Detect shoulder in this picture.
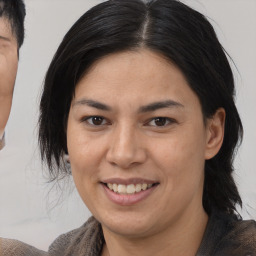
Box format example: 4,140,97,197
198,210,256,256
208,211,256,256
228,218,256,239
0,237,47,256
48,216,104,256
216,218,256,255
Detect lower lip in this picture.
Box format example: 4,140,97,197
102,184,158,206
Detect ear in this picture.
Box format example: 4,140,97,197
205,108,225,160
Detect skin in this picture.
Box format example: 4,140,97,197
67,49,225,256
0,17,18,140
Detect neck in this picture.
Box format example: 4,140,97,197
101,207,208,256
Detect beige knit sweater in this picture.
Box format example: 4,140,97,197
1,212,256,256
0,217,103,256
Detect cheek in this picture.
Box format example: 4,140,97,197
68,123,96,162
68,140,97,177
67,125,90,177
153,126,206,187
0,56,18,85
67,125,105,187
68,135,99,206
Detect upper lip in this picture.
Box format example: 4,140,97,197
101,178,159,185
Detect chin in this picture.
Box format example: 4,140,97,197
97,211,158,238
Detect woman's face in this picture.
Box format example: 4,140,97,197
67,49,221,239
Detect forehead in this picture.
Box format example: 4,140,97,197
78,50,186,90
74,50,200,109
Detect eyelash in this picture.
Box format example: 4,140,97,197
81,116,109,126
81,116,176,127
146,117,176,127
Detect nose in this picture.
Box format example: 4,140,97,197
106,125,147,169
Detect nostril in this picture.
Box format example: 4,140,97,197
106,145,147,169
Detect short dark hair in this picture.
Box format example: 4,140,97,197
0,0,26,48
39,0,243,215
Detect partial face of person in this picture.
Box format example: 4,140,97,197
67,49,224,239
0,17,18,97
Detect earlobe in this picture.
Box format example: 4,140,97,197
205,108,225,160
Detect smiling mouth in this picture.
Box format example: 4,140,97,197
102,183,159,195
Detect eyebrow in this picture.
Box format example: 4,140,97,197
72,99,111,111
73,98,184,112
139,100,184,113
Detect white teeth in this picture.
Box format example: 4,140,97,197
118,184,126,194
142,183,147,190
113,184,118,192
135,184,142,193
126,184,135,194
106,183,154,194
107,183,113,190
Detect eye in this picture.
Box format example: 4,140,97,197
83,116,108,126
147,117,175,127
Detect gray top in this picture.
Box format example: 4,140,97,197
1,210,256,255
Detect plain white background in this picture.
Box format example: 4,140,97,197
0,0,255,251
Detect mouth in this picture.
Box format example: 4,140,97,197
102,182,158,195
101,178,159,205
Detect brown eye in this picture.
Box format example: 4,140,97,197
86,116,107,126
155,117,167,126
154,117,167,126
147,117,174,127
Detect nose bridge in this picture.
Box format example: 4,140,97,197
106,121,145,168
